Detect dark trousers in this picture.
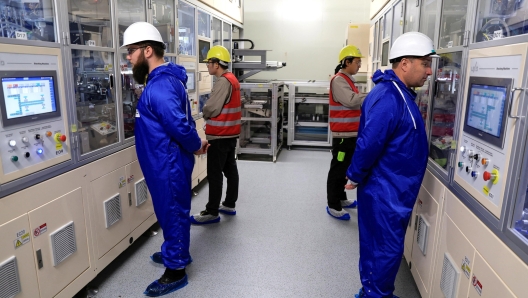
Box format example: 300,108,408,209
327,137,357,210
206,138,239,215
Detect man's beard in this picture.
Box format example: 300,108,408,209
132,51,149,85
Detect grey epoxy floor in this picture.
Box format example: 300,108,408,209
77,149,421,298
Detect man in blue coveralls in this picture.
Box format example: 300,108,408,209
345,32,439,298
122,22,208,297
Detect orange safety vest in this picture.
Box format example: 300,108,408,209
329,73,361,132
205,72,241,136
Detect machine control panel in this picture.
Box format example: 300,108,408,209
455,73,516,218
0,48,71,184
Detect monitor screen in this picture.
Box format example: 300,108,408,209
187,72,195,91
0,71,61,127
466,84,507,138
463,76,512,149
199,39,211,63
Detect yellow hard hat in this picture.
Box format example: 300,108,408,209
204,45,231,63
338,45,364,62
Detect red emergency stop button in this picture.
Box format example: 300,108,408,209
483,169,499,184
54,133,67,142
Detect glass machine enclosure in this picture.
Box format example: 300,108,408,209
238,82,284,162
178,1,195,56
67,0,120,157
0,0,57,42
286,82,331,147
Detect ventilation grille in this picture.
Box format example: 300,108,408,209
440,253,460,298
416,215,430,256
104,194,122,228
135,178,148,207
0,256,21,298
50,222,77,267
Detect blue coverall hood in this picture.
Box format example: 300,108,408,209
147,62,188,88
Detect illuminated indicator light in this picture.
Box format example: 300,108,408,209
37,148,44,155
46,131,52,137
459,146,465,152
8,140,16,147
11,156,18,162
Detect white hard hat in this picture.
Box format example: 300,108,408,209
121,22,164,48
389,32,440,62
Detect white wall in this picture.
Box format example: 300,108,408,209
243,0,371,81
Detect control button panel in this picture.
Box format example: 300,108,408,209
1,119,69,176
456,135,506,208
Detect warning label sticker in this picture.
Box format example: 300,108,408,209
33,223,48,238
472,275,483,296
14,232,30,249
119,176,126,188
461,256,471,279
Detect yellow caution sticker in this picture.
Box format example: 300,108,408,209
349,25,359,29
483,186,490,196
119,176,126,188
14,232,30,249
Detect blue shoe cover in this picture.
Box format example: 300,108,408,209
143,275,188,297
150,252,193,265
326,207,351,220
354,288,365,298
190,215,220,225
342,200,357,208
354,288,399,298
150,252,163,264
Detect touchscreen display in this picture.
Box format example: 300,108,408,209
466,84,507,138
2,76,57,120
187,72,195,90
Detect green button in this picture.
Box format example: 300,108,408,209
11,156,18,162
458,162,463,167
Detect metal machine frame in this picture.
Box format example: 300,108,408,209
237,82,284,162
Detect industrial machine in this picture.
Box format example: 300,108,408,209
237,82,284,162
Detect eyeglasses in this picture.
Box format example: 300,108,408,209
126,46,147,55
